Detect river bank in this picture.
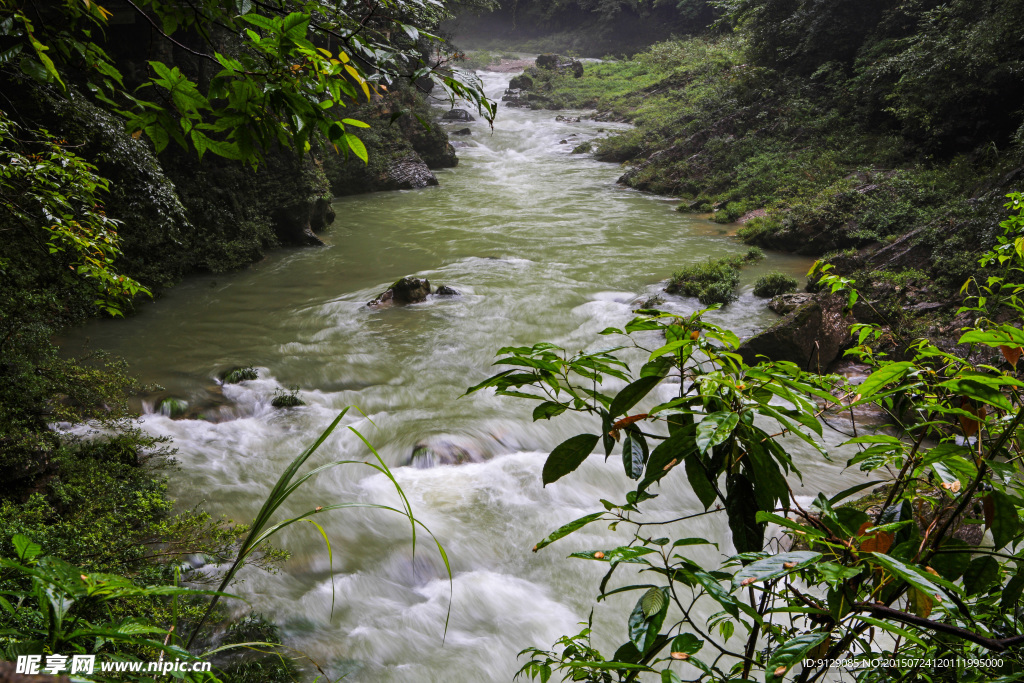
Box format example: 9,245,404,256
506,37,1024,361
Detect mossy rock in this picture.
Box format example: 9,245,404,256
158,397,190,418
222,367,258,384
753,272,799,298
271,393,305,408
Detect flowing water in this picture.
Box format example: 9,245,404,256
61,71,865,681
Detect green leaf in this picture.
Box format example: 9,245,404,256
765,632,829,683
343,132,368,163
989,490,1020,550
628,587,669,653
669,633,703,656
857,361,915,398
1000,570,1024,611
609,376,661,418
533,512,606,552
685,453,718,510
695,411,739,454
731,551,821,591
622,432,646,480
12,535,42,562
341,118,370,128
871,553,950,602
542,434,600,486
532,401,567,421
641,587,666,618
726,474,763,553
827,481,884,506
963,556,999,596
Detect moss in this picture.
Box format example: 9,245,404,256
271,388,305,408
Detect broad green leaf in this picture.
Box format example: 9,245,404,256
765,632,829,683
731,551,821,591
641,587,666,618
695,411,739,454
989,490,1020,550
533,512,606,552
685,453,718,510
542,434,600,486
12,535,42,562
622,432,646,480
669,633,703,656
964,555,1000,596
857,361,914,398
343,132,368,163
609,376,662,418
532,401,567,421
870,553,950,602
726,474,763,553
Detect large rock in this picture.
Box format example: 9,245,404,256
384,156,439,190
739,294,852,371
368,277,431,307
535,54,584,77
442,108,475,122
509,74,534,90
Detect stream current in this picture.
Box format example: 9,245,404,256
62,71,860,681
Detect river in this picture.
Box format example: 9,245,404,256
61,70,857,681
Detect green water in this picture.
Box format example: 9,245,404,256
60,71,857,681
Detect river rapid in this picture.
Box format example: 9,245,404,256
62,71,860,681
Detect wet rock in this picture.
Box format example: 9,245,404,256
222,366,258,384
434,285,460,296
908,301,944,313
442,108,475,122
452,128,472,136
368,277,431,307
768,293,813,315
559,139,568,144
739,294,852,372
555,115,581,123
158,397,190,418
536,54,584,78
571,141,593,154
407,441,481,468
636,295,665,310
508,74,534,90
384,156,439,190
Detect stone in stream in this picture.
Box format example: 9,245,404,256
508,74,533,90
739,293,852,372
383,156,439,190
405,431,522,468
535,54,584,78
442,108,475,122
555,115,581,123
368,276,431,307
434,285,460,296
452,128,472,136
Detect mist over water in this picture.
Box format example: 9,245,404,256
61,71,860,681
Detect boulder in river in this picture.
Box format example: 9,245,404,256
442,108,475,122
555,115,581,123
452,128,472,136
368,277,431,307
384,156,439,190
501,89,531,108
535,54,584,78
739,294,852,372
508,74,534,90
435,285,460,296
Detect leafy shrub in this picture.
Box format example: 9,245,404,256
752,271,798,297
666,256,742,305
222,366,258,384
271,388,305,408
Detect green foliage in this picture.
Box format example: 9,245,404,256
271,388,305,408
752,271,798,297
490,199,1024,682
666,254,759,305
0,0,494,164
221,366,258,384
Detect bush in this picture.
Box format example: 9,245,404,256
753,271,798,297
666,256,742,305
222,366,258,384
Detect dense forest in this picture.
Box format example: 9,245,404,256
1,0,1023,681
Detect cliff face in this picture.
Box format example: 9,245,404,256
1,16,458,292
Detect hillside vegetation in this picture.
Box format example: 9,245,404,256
520,0,1022,321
